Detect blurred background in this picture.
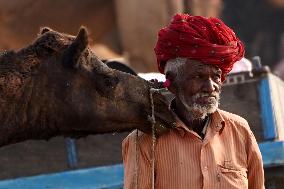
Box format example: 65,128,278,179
0,0,284,76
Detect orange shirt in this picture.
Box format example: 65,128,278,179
122,109,265,189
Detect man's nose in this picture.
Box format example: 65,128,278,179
202,78,217,93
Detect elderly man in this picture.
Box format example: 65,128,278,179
122,14,264,189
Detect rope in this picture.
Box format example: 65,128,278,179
135,88,160,189
135,129,139,189
148,88,160,189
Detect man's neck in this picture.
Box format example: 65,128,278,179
171,98,208,136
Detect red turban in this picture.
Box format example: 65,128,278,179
154,14,245,81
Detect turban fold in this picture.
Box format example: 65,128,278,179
154,14,245,81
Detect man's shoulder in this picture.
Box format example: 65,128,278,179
217,109,250,129
122,130,152,146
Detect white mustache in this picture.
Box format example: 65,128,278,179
192,92,219,100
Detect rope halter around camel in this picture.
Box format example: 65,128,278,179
134,88,161,189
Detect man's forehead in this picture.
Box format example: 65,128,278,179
185,59,222,73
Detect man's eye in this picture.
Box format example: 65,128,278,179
213,75,221,81
193,75,200,79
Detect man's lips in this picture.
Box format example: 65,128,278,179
196,96,217,104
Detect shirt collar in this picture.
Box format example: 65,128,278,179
174,113,212,138
211,109,226,133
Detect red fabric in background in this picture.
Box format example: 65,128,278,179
154,14,245,81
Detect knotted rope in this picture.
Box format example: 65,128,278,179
135,88,160,189
148,88,159,189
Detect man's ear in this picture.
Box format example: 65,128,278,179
165,71,177,94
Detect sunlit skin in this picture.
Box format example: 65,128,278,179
167,59,223,131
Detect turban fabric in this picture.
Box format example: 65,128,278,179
154,14,245,81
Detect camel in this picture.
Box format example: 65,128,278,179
0,27,175,147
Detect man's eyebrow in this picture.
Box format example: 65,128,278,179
195,68,204,74
195,65,206,71
215,69,222,74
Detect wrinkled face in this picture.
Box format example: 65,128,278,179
170,59,222,119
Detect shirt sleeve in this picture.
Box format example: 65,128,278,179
122,130,152,189
247,129,265,189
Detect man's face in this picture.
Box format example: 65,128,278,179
171,59,222,119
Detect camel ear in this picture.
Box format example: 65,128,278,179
75,26,89,49
39,27,52,35
62,26,89,69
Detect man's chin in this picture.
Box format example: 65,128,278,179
181,105,216,120
178,94,219,119
206,106,218,114
189,103,218,118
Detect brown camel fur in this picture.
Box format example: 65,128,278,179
0,27,175,147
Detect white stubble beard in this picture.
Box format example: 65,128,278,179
178,92,220,121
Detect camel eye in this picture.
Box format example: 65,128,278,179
45,47,54,54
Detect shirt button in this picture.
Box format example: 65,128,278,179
204,166,208,171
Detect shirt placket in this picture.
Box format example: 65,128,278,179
200,121,220,189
